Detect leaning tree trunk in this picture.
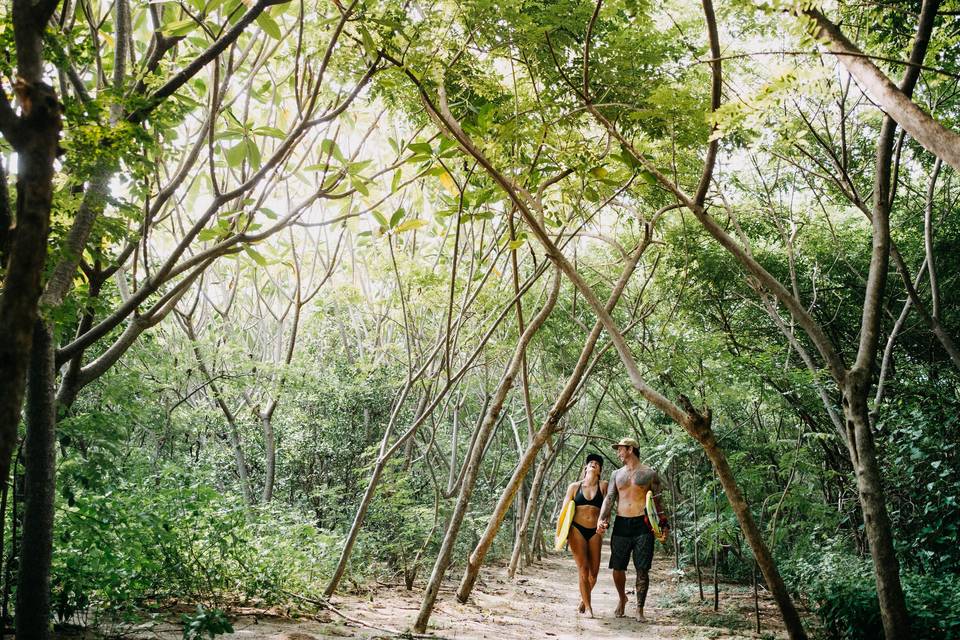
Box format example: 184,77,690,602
16,321,57,640
324,387,436,596
324,260,553,597
456,235,648,600
687,409,805,638
802,6,960,173
508,441,555,577
413,268,560,633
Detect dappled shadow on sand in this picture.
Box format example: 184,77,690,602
109,544,791,639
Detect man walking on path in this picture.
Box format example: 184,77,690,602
596,437,669,622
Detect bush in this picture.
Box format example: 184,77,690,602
789,548,960,639
51,463,341,624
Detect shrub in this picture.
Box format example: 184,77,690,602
789,548,960,639
51,463,340,624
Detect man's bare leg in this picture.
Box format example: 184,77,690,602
635,569,650,622
613,569,628,617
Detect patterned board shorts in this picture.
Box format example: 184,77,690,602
609,515,655,571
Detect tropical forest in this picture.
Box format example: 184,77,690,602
0,0,959,638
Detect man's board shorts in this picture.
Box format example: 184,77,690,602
609,514,654,571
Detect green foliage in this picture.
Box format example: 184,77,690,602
789,548,960,640
181,605,234,640
876,362,960,574
12,0,960,633
355,457,439,583
52,459,342,622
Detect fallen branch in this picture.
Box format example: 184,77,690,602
282,590,449,639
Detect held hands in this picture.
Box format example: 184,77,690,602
597,519,609,536
656,526,670,544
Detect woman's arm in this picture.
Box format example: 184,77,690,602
558,482,577,514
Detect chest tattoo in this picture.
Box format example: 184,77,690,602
634,469,655,486
616,466,656,489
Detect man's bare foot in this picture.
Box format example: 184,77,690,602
635,606,648,623
614,597,628,617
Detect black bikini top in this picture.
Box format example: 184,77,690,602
573,482,604,508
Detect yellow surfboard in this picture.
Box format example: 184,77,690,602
645,490,663,541
554,499,575,551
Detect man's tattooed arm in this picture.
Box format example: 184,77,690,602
651,472,669,530
597,469,619,531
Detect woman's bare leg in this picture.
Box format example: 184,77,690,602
568,527,594,617
587,529,603,594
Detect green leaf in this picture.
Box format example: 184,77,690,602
244,246,268,266
408,142,432,155
197,229,220,241
638,170,657,185
508,235,526,250
358,25,377,59
395,218,427,233
225,142,246,168
350,175,369,197
372,210,388,228
589,166,608,179
245,139,261,169
161,18,197,37
256,12,282,39
253,126,286,139
347,160,373,174
389,207,405,228
321,139,345,163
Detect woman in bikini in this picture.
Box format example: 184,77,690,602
559,453,608,617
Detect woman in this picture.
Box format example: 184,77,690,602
559,453,608,617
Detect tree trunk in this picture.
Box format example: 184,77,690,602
508,442,555,576
691,416,806,638
16,321,57,640
413,268,560,633
325,387,442,596
446,401,459,494
261,413,275,503
843,383,910,637
419,78,808,639
228,417,253,508
457,237,647,600
523,449,558,567
803,6,960,172
713,476,719,612
693,471,704,601
0,81,61,534
185,331,254,507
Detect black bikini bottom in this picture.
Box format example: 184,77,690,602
571,521,597,542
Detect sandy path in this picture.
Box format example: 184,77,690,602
154,545,788,640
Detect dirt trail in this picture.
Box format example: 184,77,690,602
129,546,789,639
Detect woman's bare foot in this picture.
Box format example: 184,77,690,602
578,601,585,614
614,597,628,617
635,605,648,623
585,606,594,618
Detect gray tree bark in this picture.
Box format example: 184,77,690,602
413,268,560,633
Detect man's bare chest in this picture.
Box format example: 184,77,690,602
615,466,655,491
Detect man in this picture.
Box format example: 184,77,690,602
596,437,669,622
